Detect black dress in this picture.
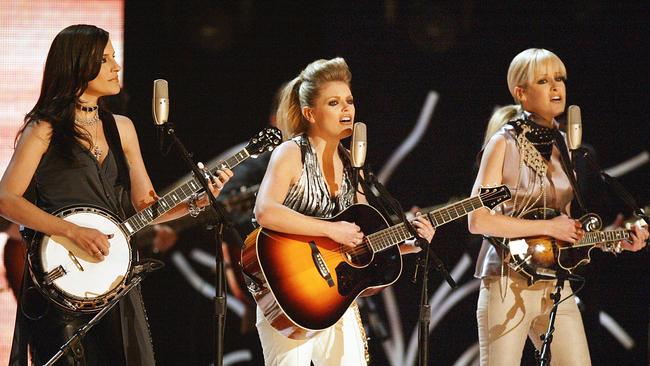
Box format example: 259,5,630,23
10,113,155,366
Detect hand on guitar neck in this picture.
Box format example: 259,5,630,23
602,209,649,252
400,209,436,254
325,211,435,252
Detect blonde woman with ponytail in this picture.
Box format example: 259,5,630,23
253,57,433,365
467,49,647,365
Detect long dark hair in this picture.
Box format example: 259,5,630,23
17,24,109,154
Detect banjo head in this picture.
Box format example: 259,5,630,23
36,206,132,311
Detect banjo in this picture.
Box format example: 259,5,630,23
26,127,282,312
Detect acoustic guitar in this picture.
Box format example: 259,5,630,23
241,185,511,339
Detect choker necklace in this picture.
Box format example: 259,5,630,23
75,105,100,127
508,117,556,160
77,105,98,112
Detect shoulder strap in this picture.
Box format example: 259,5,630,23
292,134,309,164
100,110,131,191
553,129,588,215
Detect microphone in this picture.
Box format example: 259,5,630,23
351,122,367,168
153,79,169,125
566,105,582,151
350,122,366,194
153,79,170,151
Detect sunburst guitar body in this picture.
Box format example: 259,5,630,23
242,185,511,339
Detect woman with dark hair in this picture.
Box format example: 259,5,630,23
0,24,231,365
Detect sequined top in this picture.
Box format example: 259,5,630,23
474,119,574,278
283,134,355,218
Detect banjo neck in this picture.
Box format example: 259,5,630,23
120,148,251,237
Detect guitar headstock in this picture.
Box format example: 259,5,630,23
246,127,282,158
478,185,512,210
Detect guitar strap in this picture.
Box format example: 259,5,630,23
553,129,588,215
100,110,137,219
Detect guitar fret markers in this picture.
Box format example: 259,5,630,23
367,196,485,253
121,148,252,235
579,229,629,246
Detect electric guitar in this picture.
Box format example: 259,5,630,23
241,185,511,339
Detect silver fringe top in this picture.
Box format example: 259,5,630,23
283,135,355,218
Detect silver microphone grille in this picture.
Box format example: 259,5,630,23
152,79,169,125
351,122,367,168
567,105,582,150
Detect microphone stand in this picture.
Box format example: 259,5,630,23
577,148,650,233
415,238,432,366
579,150,650,366
162,122,231,366
535,271,571,366
401,208,457,366
43,260,163,366
359,166,456,366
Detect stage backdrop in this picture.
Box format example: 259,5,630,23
0,2,647,366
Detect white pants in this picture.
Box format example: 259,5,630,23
477,275,592,365
256,306,367,366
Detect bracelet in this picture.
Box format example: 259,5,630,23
187,193,205,218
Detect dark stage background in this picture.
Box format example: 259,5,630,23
119,1,648,365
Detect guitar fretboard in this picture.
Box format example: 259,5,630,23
574,229,630,248
366,196,484,253
120,148,251,235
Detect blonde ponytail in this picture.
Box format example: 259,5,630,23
276,57,352,139
276,76,306,140
482,104,521,149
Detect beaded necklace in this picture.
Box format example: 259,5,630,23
75,105,102,161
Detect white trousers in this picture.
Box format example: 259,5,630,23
256,306,367,366
477,275,592,365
